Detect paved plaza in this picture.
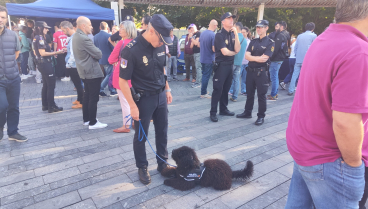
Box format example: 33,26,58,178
1,74,294,209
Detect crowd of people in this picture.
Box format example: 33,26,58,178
1,0,368,207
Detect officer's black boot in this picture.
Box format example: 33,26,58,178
138,166,151,185
48,105,63,113
236,112,252,118
210,115,218,122
42,106,48,111
0,128,3,141
255,117,264,126
219,109,235,116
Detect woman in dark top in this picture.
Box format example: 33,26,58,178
32,21,66,113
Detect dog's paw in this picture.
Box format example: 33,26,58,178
164,179,171,186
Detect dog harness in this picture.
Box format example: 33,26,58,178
179,163,206,182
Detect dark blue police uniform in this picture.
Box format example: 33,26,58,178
237,20,275,125
210,12,238,122
119,14,173,184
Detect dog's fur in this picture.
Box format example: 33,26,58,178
161,146,254,191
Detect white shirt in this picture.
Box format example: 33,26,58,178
289,41,296,59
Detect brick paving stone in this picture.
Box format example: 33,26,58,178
0,77,305,209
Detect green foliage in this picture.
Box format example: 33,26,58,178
3,0,336,36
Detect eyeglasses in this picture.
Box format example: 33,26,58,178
154,29,164,44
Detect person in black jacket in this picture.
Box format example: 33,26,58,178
267,21,290,100
268,22,279,41
33,21,65,113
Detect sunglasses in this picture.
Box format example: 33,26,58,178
154,29,164,44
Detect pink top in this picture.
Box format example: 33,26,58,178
53,30,68,51
108,39,133,90
286,24,368,167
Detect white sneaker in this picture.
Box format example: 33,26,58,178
26,74,35,77
200,94,212,99
20,74,28,80
30,71,37,75
89,121,108,130
61,77,70,81
36,80,42,84
83,121,89,126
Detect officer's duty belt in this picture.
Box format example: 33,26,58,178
248,67,267,72
37,57,52,63
136,87,164,97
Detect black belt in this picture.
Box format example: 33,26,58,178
37,57,52,63
248,67,267,72
136,87,165,97
217,60,234,65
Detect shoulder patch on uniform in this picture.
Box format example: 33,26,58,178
126,39,137,49
120,59,128,68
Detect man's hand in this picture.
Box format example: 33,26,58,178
177,53,181,58
167,53,171,58
166,92,173,104
130,106,140,121
257,55,269,63
230,27,238,34
188,33,193,38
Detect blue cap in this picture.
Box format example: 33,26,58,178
256,20,269,27
221,12,236,21
150,14,174,45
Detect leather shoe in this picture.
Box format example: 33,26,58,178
210,115,218,122
48,105,63,113
255,118,264,126
219,110,235,116
138,167,151,185
236,112,252,118
42,106,48,111
157,163,169,173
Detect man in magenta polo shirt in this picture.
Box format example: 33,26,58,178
285,0,368,208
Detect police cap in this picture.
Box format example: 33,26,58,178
150,14,174,45
256,20,269,27
221,12,236,21
35,21,51,29
124,15,134,22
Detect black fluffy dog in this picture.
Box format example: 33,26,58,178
161,146,254,191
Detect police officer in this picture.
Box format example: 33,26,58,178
33,21,65,113
210,12,240,122
119,14,173,185
236,20,275,125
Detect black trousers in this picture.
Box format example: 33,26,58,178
210,62,233,115
55,54,68,77
69,68,83,104
359,167,368,209
133,91,168,168
244,69,269,118
38,62,56,108
82,78,101,125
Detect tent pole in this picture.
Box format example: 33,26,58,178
8,15,12,31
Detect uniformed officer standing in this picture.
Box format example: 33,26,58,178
236,20,275,125
33,21,65,113
210,12,240,122
119,14,173,185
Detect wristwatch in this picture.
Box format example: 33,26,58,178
165,89,171,92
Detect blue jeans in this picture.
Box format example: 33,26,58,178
229,65,241,100
285,158,365,209
0,76,21,136
201,63,213,95
283,58,295,84
21,51,29,75
269,61,283,97
240,64,247,94
288,63,302,94
100,64,116,93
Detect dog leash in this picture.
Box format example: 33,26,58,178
125,115,177,168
